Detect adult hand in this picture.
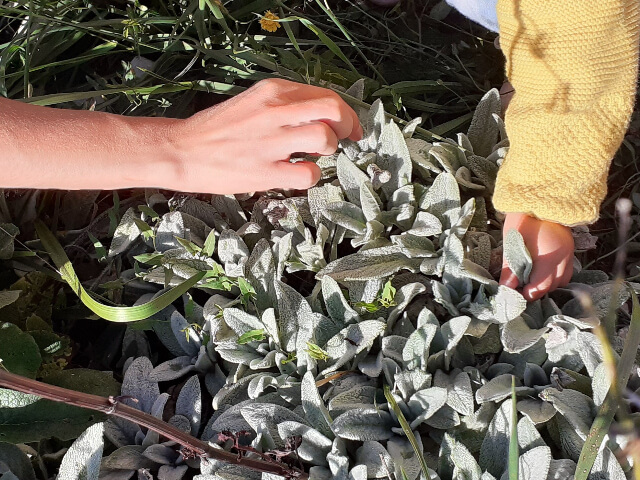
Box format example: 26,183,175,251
165,78,363,194
500,213,574,301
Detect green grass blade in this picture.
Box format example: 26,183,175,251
373,80,460,97
0,42,120,81
311,0,384,83
277,15,359,76
384,384,429,479
575,284,640,480
278,7,307,74
509,375,519,480
21,81,243,106
429,112,474,137
35,220,205,322
202,0,236,42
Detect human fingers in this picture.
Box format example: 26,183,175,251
553,256,574,290
348,119,364,141
499,262,520,289
271,160,322,190
541,257,573,298
251,79,363,141
275,122,340,158
522,267,555,302
285,95,362,141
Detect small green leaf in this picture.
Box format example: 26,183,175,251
0,291,20,310
133,252,163,265
237,329,266,345
201,276,234,291
354,301,379,313
238,277,256,307
138,205,160,220
107,191,120,237
175,236,201,255
306,342,330,361
379,279,397,308
202,229,217,257
281,352,297,365
504,229,533,285
87,233,107,262
238,277,255,296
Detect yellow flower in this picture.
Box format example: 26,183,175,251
259,10,281,33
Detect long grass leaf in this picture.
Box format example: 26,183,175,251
203,0,236,41
311,0,384,83
278,7,307,73
276,15,359,76
384,384,429,479
575,284,640,480
35,220,205,322
21,81,243,106
429,112,474,137
373,80,460,97
509,375,519,480
0,42,120,81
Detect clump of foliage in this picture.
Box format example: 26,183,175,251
2,82,638,480
1,1,640,479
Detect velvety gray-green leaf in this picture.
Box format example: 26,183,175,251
332,408,395,441
301,371,334,439
57,422,105,480
0,442,36,480
503,229,533,285
480,400,514,478
518,446,552,480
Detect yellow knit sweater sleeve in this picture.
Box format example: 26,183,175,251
492,0,640,226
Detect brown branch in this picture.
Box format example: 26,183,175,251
0,370,308,479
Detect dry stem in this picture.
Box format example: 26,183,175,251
0,369,307,479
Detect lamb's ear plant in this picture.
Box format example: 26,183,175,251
2,84,638,479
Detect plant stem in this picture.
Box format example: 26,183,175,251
508,375,519,480
0,369,308,479
574,287,640,480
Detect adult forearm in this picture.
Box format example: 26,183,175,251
0,97,181,190
0,79,362,194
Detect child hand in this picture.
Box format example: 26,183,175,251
500,213,574,301
164,78,363,194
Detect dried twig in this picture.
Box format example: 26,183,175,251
0,369,307,479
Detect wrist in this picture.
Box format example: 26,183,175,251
116,115,186,191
